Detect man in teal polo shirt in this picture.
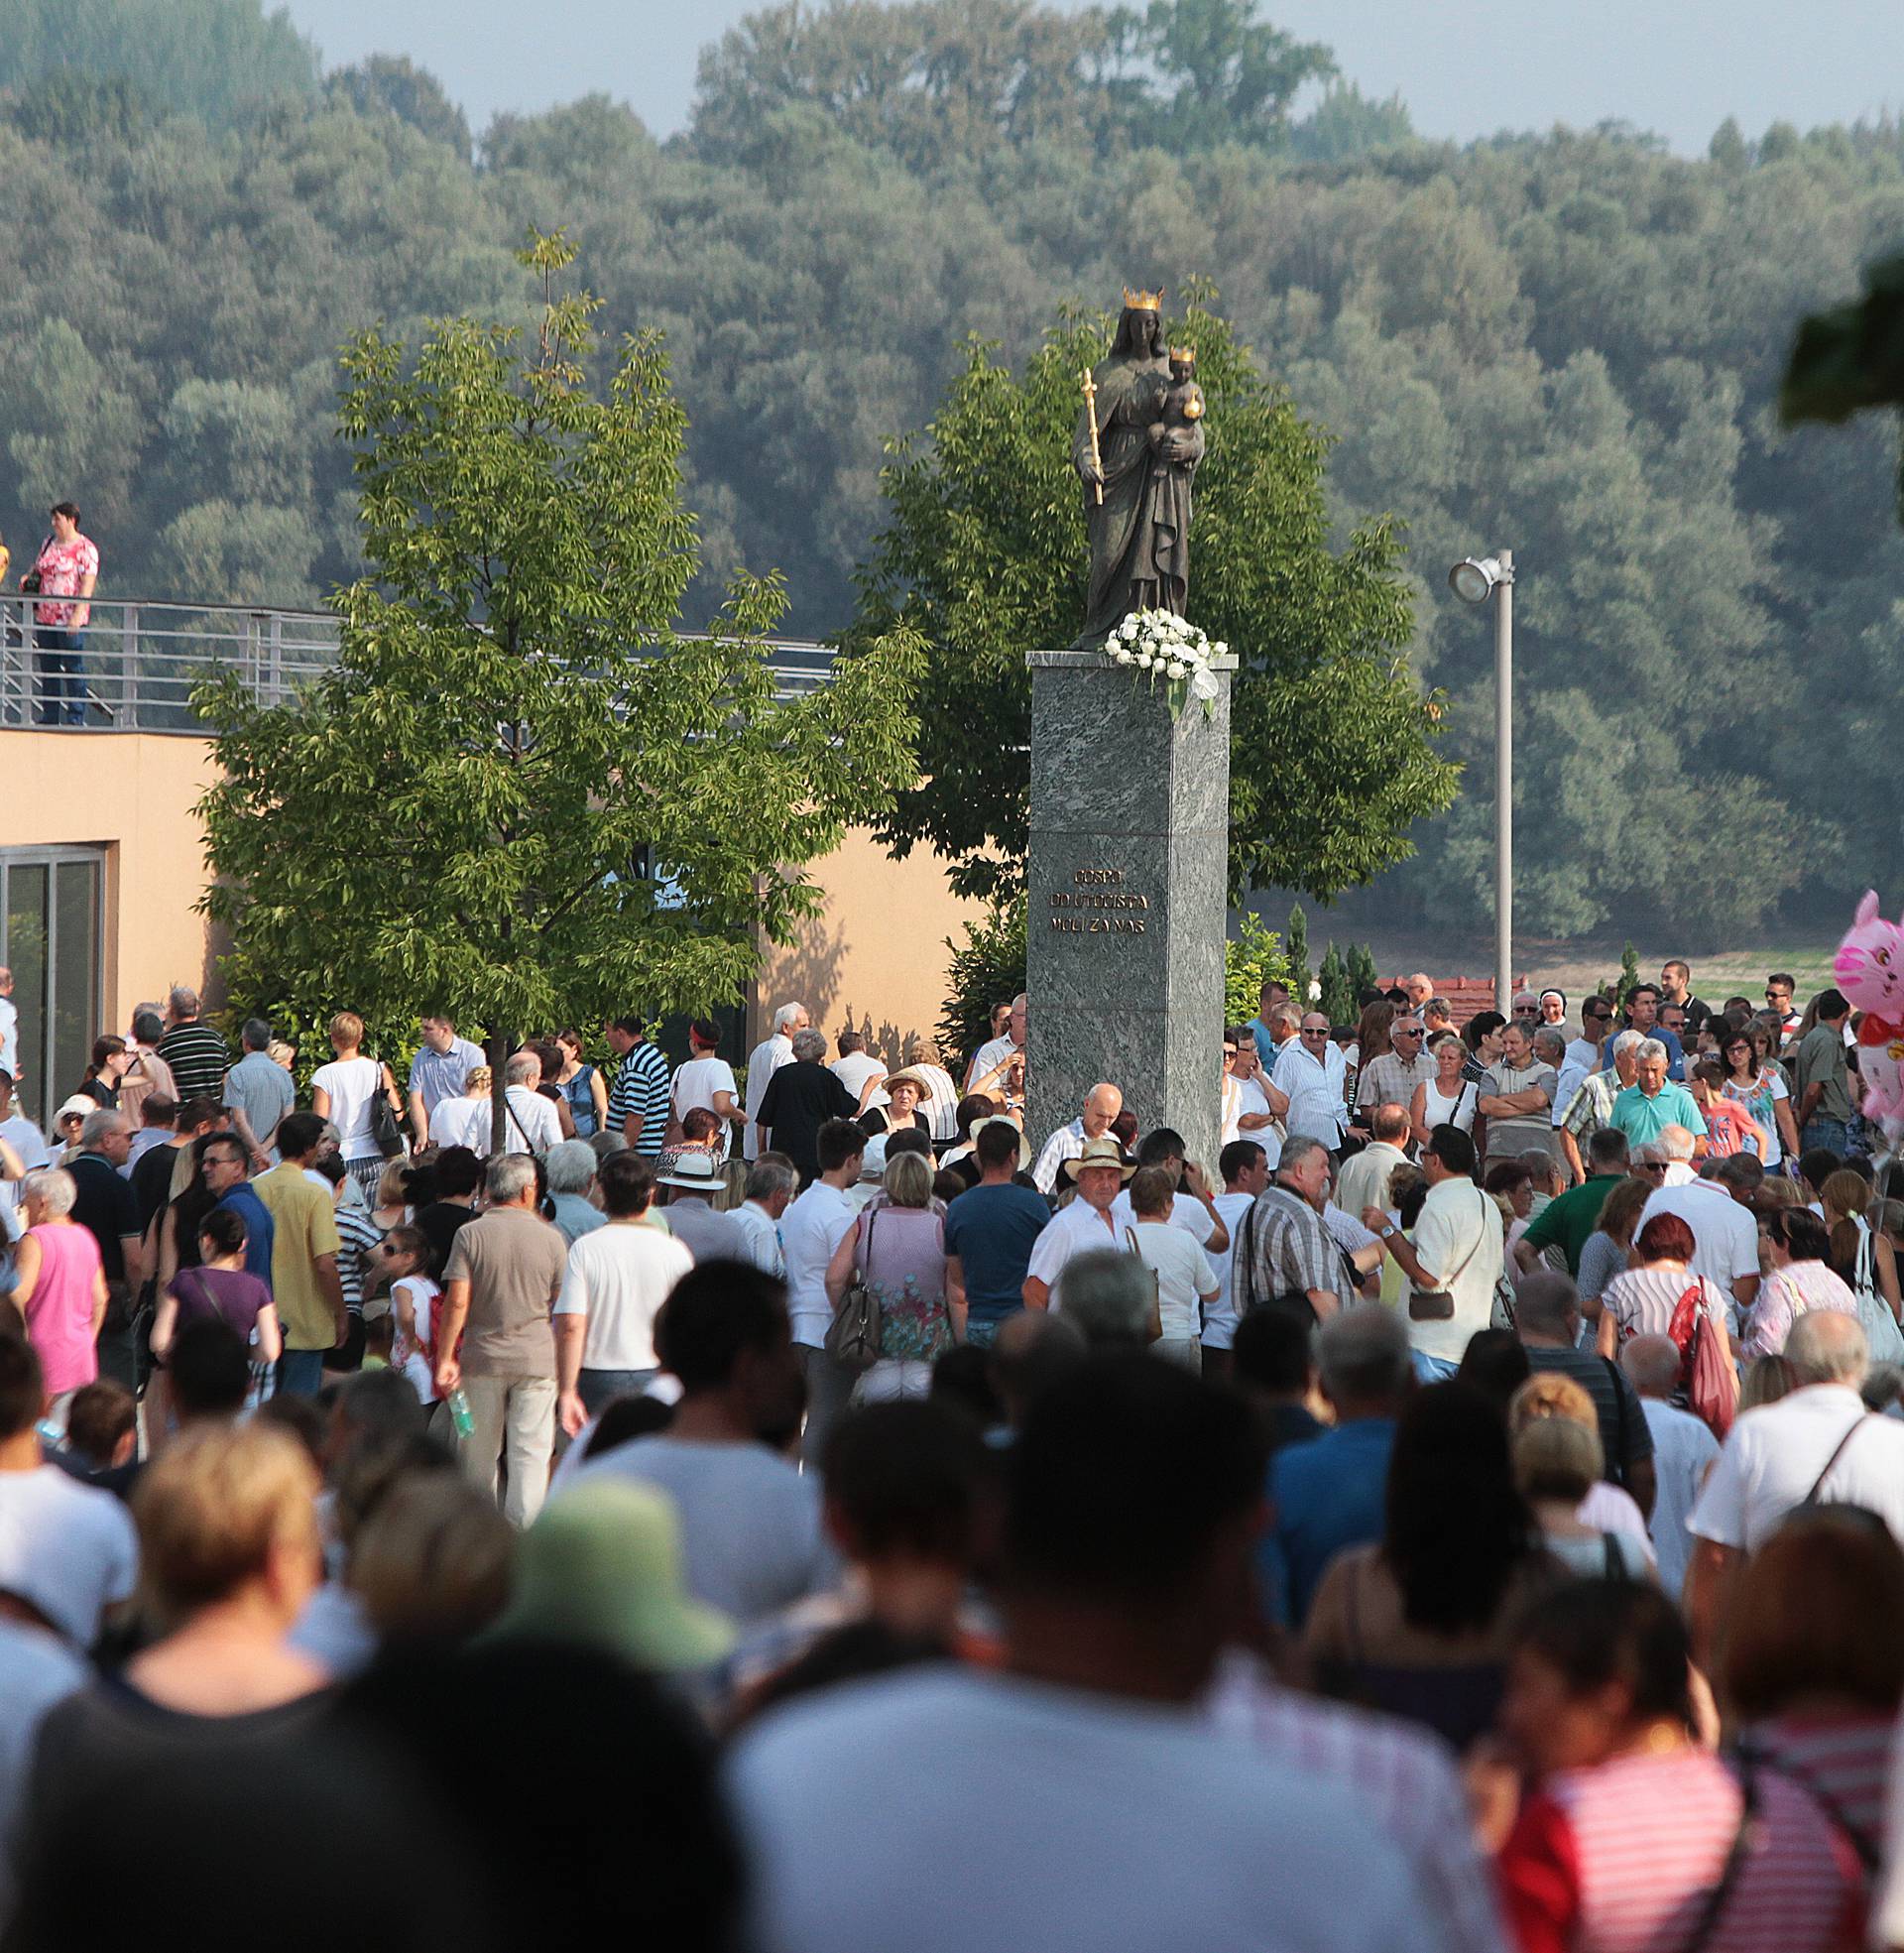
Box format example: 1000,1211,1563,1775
1513,1127,1631,1276
1609,1040,1707,1154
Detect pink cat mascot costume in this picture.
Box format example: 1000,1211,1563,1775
1835,890,1904,1142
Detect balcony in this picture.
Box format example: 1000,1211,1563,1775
0,594,838,734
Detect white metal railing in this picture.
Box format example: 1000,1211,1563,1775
0,594,838,733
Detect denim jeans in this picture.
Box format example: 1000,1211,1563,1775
277,1348,328,1397
578,1366,657,1415
1411,1349,1462,1385
33,627,86,726
1802,1117,1851,1160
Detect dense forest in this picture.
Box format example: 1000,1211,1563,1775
2,0,1900,943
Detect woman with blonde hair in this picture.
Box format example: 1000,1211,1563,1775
1822,1166,1903,1329
310,1011,403,1197
824,1148,960,1401
27,1422,328,1825
1510,1411,1655,1581
1508,1373,1654,1568
426,1066,493,1156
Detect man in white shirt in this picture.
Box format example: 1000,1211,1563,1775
1687,1310,1904,1662
965,993,1025,1095
1359,1126,1502,1382
743,1001,807,1163
829,1031,888,1115
1109,1129,1228,1252
1619,1333,1719,1601
730,1155,797,1278
0,1337,138,1648
728,1356,1432,1953
776,1117,865,1461
1639,1143,1759,1325
1204,1140,1271,1373
500,1050,563,1154
671,1018,743,1158
1268,1014,1347,1151
554,1153,695,1435
0,1069,51,1249
1024,1138,1129,1308
0,967,16,1085
1337,1104,1411,1219
1032,1082,1123,1194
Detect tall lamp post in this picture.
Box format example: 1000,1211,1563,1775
1449,549,1514,1014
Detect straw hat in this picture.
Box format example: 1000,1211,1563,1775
882,1066,937,1102
655,1151,724,1193
1059,1135,1135,1183
970,1114,1030,1168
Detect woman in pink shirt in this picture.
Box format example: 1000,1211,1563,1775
7,1166,107,1402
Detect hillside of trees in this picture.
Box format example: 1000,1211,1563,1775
2,0,1899,943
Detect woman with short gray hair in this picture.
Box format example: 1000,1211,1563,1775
8,1165,107,1404
824,1148,959,1401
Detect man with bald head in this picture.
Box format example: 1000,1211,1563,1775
1687,1310,1904,1661
1032,1081,1124,1195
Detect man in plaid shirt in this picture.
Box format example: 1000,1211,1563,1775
1233,1136,1346,1324
1556,1030,1641,1186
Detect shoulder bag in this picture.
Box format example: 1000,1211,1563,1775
1850,1227,1904,1365
1408,1193,1488,1322
824,1209,884,1372
1123,1226,1165,1342
1667,1282,1738,1439
371,1061,407,1159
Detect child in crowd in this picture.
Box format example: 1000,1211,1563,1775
378,1225,440,1407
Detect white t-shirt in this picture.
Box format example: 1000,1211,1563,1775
311,1054,386,1161
831,1052,888,1109
673,1055,739,1123
426,1093,489,1155
1406,1177,1504,1364
1639,1397,1721,1600
965,1035,1020,1091
1639,1180,1759,1313
0,1464,138,1647
1129,1220,1218,1338
392,1273,441,1404
1203,1189,1256,1350
554,1222,696,1372
728,1667,1429,1953
1025,1196,1123,1302
1110,1187,1216,1246
0,1112,51,1240
778,1180,859,1348
1690,1384,1904,1551
501,1084,562,1155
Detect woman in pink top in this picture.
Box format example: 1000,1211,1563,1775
7,1166,107,1400
1743,1208,1858,1362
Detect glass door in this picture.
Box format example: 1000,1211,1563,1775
0,848,103,1119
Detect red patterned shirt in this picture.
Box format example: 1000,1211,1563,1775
33,532,99,629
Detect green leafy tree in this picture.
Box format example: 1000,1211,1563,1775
1224,912,1289,1024
936,902,1028,1077
845,294,1455,904
1284,904,1310,1004
1316,942,1354,1027
194,229,922,1147
1109,0,1336,151
327,55,471,154
1345,940,1381,1001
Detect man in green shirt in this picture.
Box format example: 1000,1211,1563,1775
1513,1127,1631,1276
1609,1041,1708,1154
1793,988,1855,1155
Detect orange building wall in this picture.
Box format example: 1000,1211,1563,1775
753,829,992,1067
0,731,219,1028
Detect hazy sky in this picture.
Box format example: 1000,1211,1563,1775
281,0,1904,151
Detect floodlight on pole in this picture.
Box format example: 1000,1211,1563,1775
1447,549,1515,1014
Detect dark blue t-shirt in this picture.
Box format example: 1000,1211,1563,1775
943,1182,1050,1318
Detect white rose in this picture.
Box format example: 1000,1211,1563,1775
1212,641,1229,658
1136,652,1153,670
1166,661,1186,679
1114,646,1134,665
1120,618,1137,642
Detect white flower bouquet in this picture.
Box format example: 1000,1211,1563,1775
1103,608,1225,720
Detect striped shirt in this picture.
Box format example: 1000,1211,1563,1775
1602,1267,1730,1348
156,1020,230,1102
608,1040,671,1157
1739,1715,1891,1871
1498,1750,1863,1953
331,1198,387,1316
1205,1654,1509,1953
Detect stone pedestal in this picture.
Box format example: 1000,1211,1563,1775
1024,649,1237,1175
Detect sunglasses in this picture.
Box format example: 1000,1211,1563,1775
1638,1161,1667,1174
1222,1048,1238,1059
1392,1027,1423,1038
1300,1028,1330,1038
1512,1006,1538,1016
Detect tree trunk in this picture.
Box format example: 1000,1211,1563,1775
488,1030,513,1157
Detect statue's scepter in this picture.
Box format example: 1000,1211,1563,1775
1080,366,1103,506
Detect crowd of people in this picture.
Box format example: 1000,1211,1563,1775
3,957,1904,1950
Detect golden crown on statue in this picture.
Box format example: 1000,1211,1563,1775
1122,285,1164,311
1167,345,1196,366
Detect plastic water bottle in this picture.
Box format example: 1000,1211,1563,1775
446,1388,474,1439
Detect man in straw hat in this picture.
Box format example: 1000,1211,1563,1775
654,1148,746,1263
1022,1135,1133,1312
